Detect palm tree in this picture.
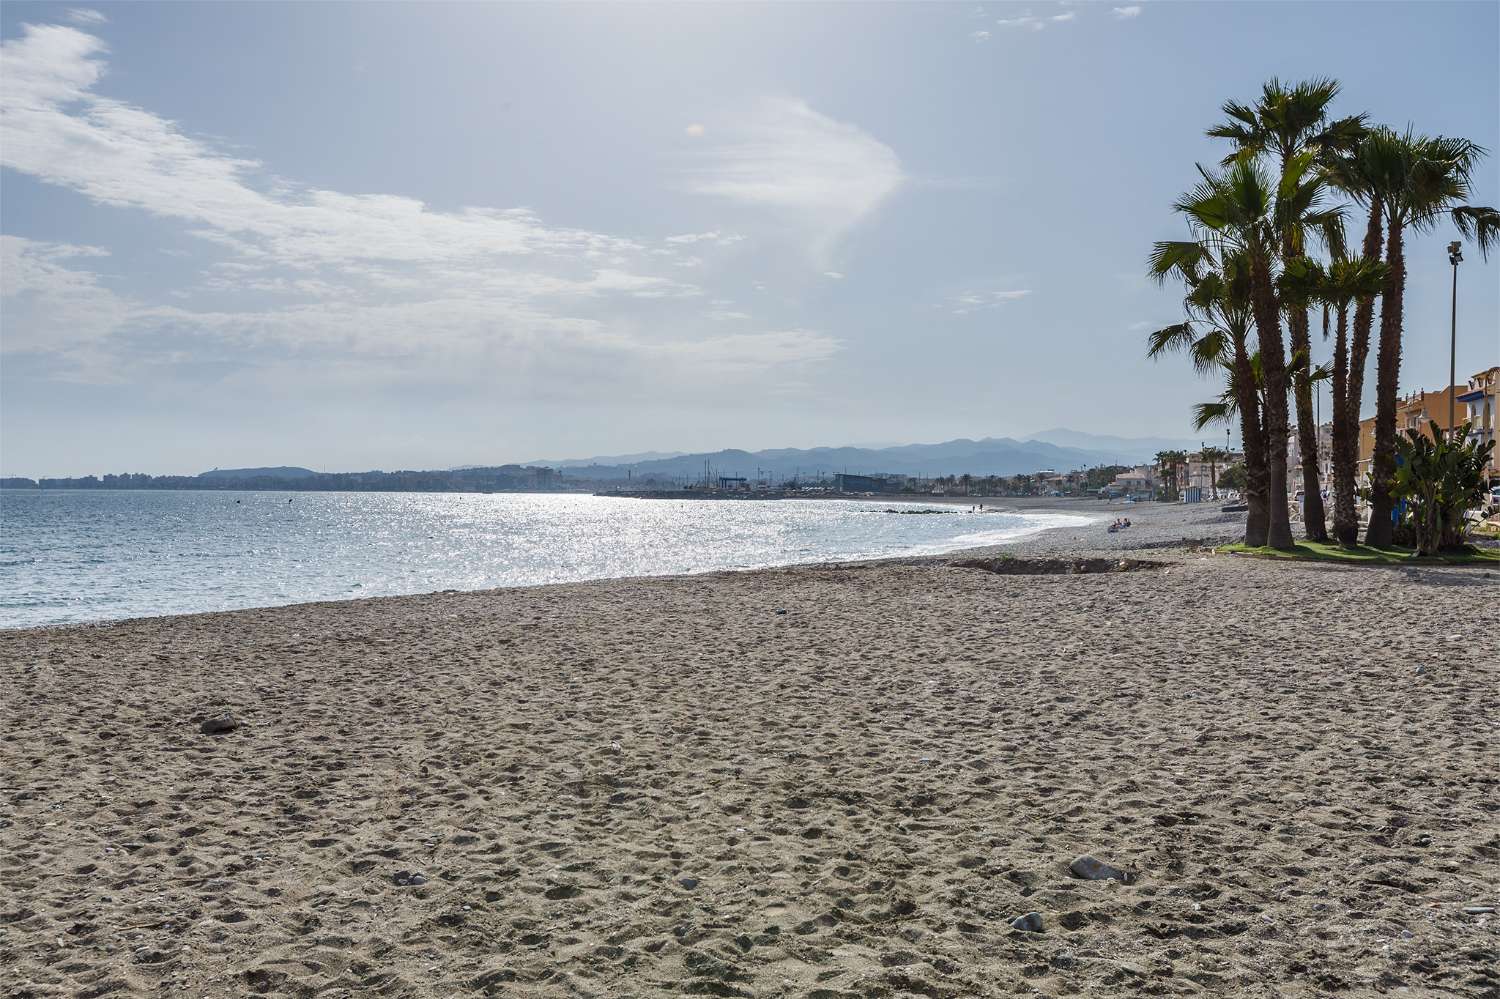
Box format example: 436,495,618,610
1361,128,1490,545
1167,156,1327,548
1208,79,1364,543
1295,253,1387,543
1154,449,1189,500
1322,141,1388,538
1199,446,1230,500
1147,244,1271,543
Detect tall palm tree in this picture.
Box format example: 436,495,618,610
1361,129,1490,545
1199,446,1230,500
1322,141,1388,537
1209,79,1365,543
1292,253,1388,543
1155,450,1188,500
1168,156,1331,548
1147,244,1270,543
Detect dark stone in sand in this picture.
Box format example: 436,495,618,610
1009,911,1044,933
392,870,428,887
199,715,238,735
1069,855,1129,882
678,877,699,889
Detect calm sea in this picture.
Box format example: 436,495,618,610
0,490,1091,628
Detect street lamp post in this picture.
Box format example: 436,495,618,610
1449,240,1463,437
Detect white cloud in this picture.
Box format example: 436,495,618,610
0,24,841,391
1112,5,1142,18
995,8,1079,30
65,8,107,25
945,288,1031,316
971,30,991,42
681,96,903,261
822,271,845,280
684,123,705,137
706,298,752,321
995,14,1044,30
664,230,744,246
0,236,128,353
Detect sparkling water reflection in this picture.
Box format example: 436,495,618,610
0,491,1092,627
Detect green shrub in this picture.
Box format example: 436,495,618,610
1389,421,1496,554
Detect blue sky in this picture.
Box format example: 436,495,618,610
2,1,1496,476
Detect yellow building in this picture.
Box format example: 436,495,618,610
1356,384,1471,483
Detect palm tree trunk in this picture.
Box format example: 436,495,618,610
1329,304,1359,543
1366,219,1405,547
1250,250,1294,549
1231,338,1270,546
1289,307,1327,540
1341,198,1383,542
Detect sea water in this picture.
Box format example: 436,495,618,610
0,490,1092,627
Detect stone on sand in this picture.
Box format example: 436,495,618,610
1069,854,1129,882
198,715,239,735
1009,911,1044,933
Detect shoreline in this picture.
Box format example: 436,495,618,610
0,499,1227,635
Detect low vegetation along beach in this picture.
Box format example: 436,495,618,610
3,505,1497,998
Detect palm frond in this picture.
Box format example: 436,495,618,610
1452,205,1500,261
1193,400,1235,431
1146,322,1196,359
1147,241,1210,284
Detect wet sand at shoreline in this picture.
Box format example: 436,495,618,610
3,506,1498,997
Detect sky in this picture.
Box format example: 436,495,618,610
1,1,1497,477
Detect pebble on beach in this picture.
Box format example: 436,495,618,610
1069,855,1129,882
198,715,239,735
1009,911,1044,933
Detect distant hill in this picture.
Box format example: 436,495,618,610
1024,429,1207,461
524,450,687,469
554,436,1133,482
198,466,318,480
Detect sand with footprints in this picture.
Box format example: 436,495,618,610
3,528,1498,997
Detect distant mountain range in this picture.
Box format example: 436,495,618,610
3,430,1203,489
523,450,687,470
539,430,1201,483
1023,428,1210,456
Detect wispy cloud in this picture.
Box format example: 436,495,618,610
0,236,127,356
65,8,107,25
680,97,903,262
944,288,1032,316
663,230,744,246
971,30,991,42
1112,5,1142,18
994,7,1080,30
0,23,841,390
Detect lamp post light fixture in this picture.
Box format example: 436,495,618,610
1449,240,1463,437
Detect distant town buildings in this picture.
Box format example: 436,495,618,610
1354,367,1499,486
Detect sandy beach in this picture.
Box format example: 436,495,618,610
3,504,1498,998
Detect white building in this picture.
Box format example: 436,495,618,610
1457,365,1498,481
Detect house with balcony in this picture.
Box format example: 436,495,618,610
1456,365,1498,482
1105,466,1156,498
1355,384,1471,485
